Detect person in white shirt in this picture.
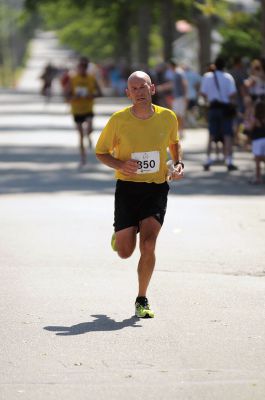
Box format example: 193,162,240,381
200,57,238,171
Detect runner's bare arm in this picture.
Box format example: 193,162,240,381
95,80,102,97
96,153,138,175
64,79,73,101
169,142,182,164
168,142,184,180
87,79,102,99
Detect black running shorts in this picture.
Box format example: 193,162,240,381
73,112,94,124
114,180,169,232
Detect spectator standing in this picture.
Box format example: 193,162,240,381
171,61,188,139
229,57,248,144
229,56,248,115
200,57,238,171
243,58,265,103
158,60,188,138
241,59,265,148
151,63,168,107
183,64,201,127
248,100,265,184
40,63,57,101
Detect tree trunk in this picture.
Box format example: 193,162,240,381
138,3,152,67
196,15,212,74
261,0,265,56
115,4,132,65
160,0,175,61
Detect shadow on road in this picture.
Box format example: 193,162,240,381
1,91,264,197
0,144,264,196
0,110,113,118
43,314,141,335
0,146,116,195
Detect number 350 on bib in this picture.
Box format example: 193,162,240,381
131,151,160,174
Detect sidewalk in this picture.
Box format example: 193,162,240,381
0,31,265,400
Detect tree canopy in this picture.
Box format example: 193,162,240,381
220,8,262,62
21,0,265,72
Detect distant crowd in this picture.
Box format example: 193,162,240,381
39,55,265,182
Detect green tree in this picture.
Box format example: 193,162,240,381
35,0,136,63
137,1,152,66
160,0,176,62
192,0,231,73
219,9,262,62
0,1,35,86
24,0,263,73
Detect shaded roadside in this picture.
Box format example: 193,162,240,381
0,86,264,197
0,142,264,196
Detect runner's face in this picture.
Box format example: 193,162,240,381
126,77,155,105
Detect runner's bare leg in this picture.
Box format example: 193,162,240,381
115,226,138,259
137,217,161,297
76,122,86,165
86,118,93,149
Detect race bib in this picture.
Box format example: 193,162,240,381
75,86,89,97
131,151,160,174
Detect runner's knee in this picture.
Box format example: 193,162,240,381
140,237,156,255
117,247,134,259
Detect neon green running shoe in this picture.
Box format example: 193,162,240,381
135,297,154,318
111,232,117,252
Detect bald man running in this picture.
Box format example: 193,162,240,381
96,71,184,318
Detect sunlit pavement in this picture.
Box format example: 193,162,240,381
0,31,264,400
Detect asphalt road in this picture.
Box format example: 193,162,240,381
0,31,264,400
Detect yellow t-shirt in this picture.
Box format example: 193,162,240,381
95,105,179,183
70,73,97,115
